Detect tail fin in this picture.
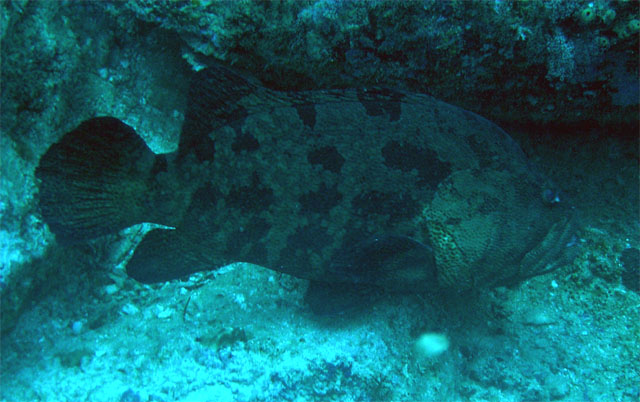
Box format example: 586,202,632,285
35,117,177,243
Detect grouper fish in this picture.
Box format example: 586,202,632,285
36,65,578,310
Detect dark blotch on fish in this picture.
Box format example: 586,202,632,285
295,103,317,129
307,146,345,173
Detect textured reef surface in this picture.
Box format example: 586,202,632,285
1,1,638,401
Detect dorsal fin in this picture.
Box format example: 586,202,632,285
177,64,413,161
178,65,284,161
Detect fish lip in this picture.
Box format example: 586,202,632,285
503,210,580,286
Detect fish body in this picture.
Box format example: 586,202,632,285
36,65,577,304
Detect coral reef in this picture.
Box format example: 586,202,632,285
113,0,638,125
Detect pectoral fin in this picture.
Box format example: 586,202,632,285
327,235,438,292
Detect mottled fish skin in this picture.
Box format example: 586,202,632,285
126,65,577,291
36,65,578,294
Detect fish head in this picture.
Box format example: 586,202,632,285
420,168,578,292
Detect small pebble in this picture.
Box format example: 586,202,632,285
120,388,141,402
524,310,555,326
414,333,449,358
71,320,83,334
156,307,173,319
104,284,119,295
122,303,139,315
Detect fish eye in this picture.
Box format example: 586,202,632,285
542,188,561,205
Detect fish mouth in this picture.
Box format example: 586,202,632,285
514,210,580,283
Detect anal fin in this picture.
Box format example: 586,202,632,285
126,228,220,283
